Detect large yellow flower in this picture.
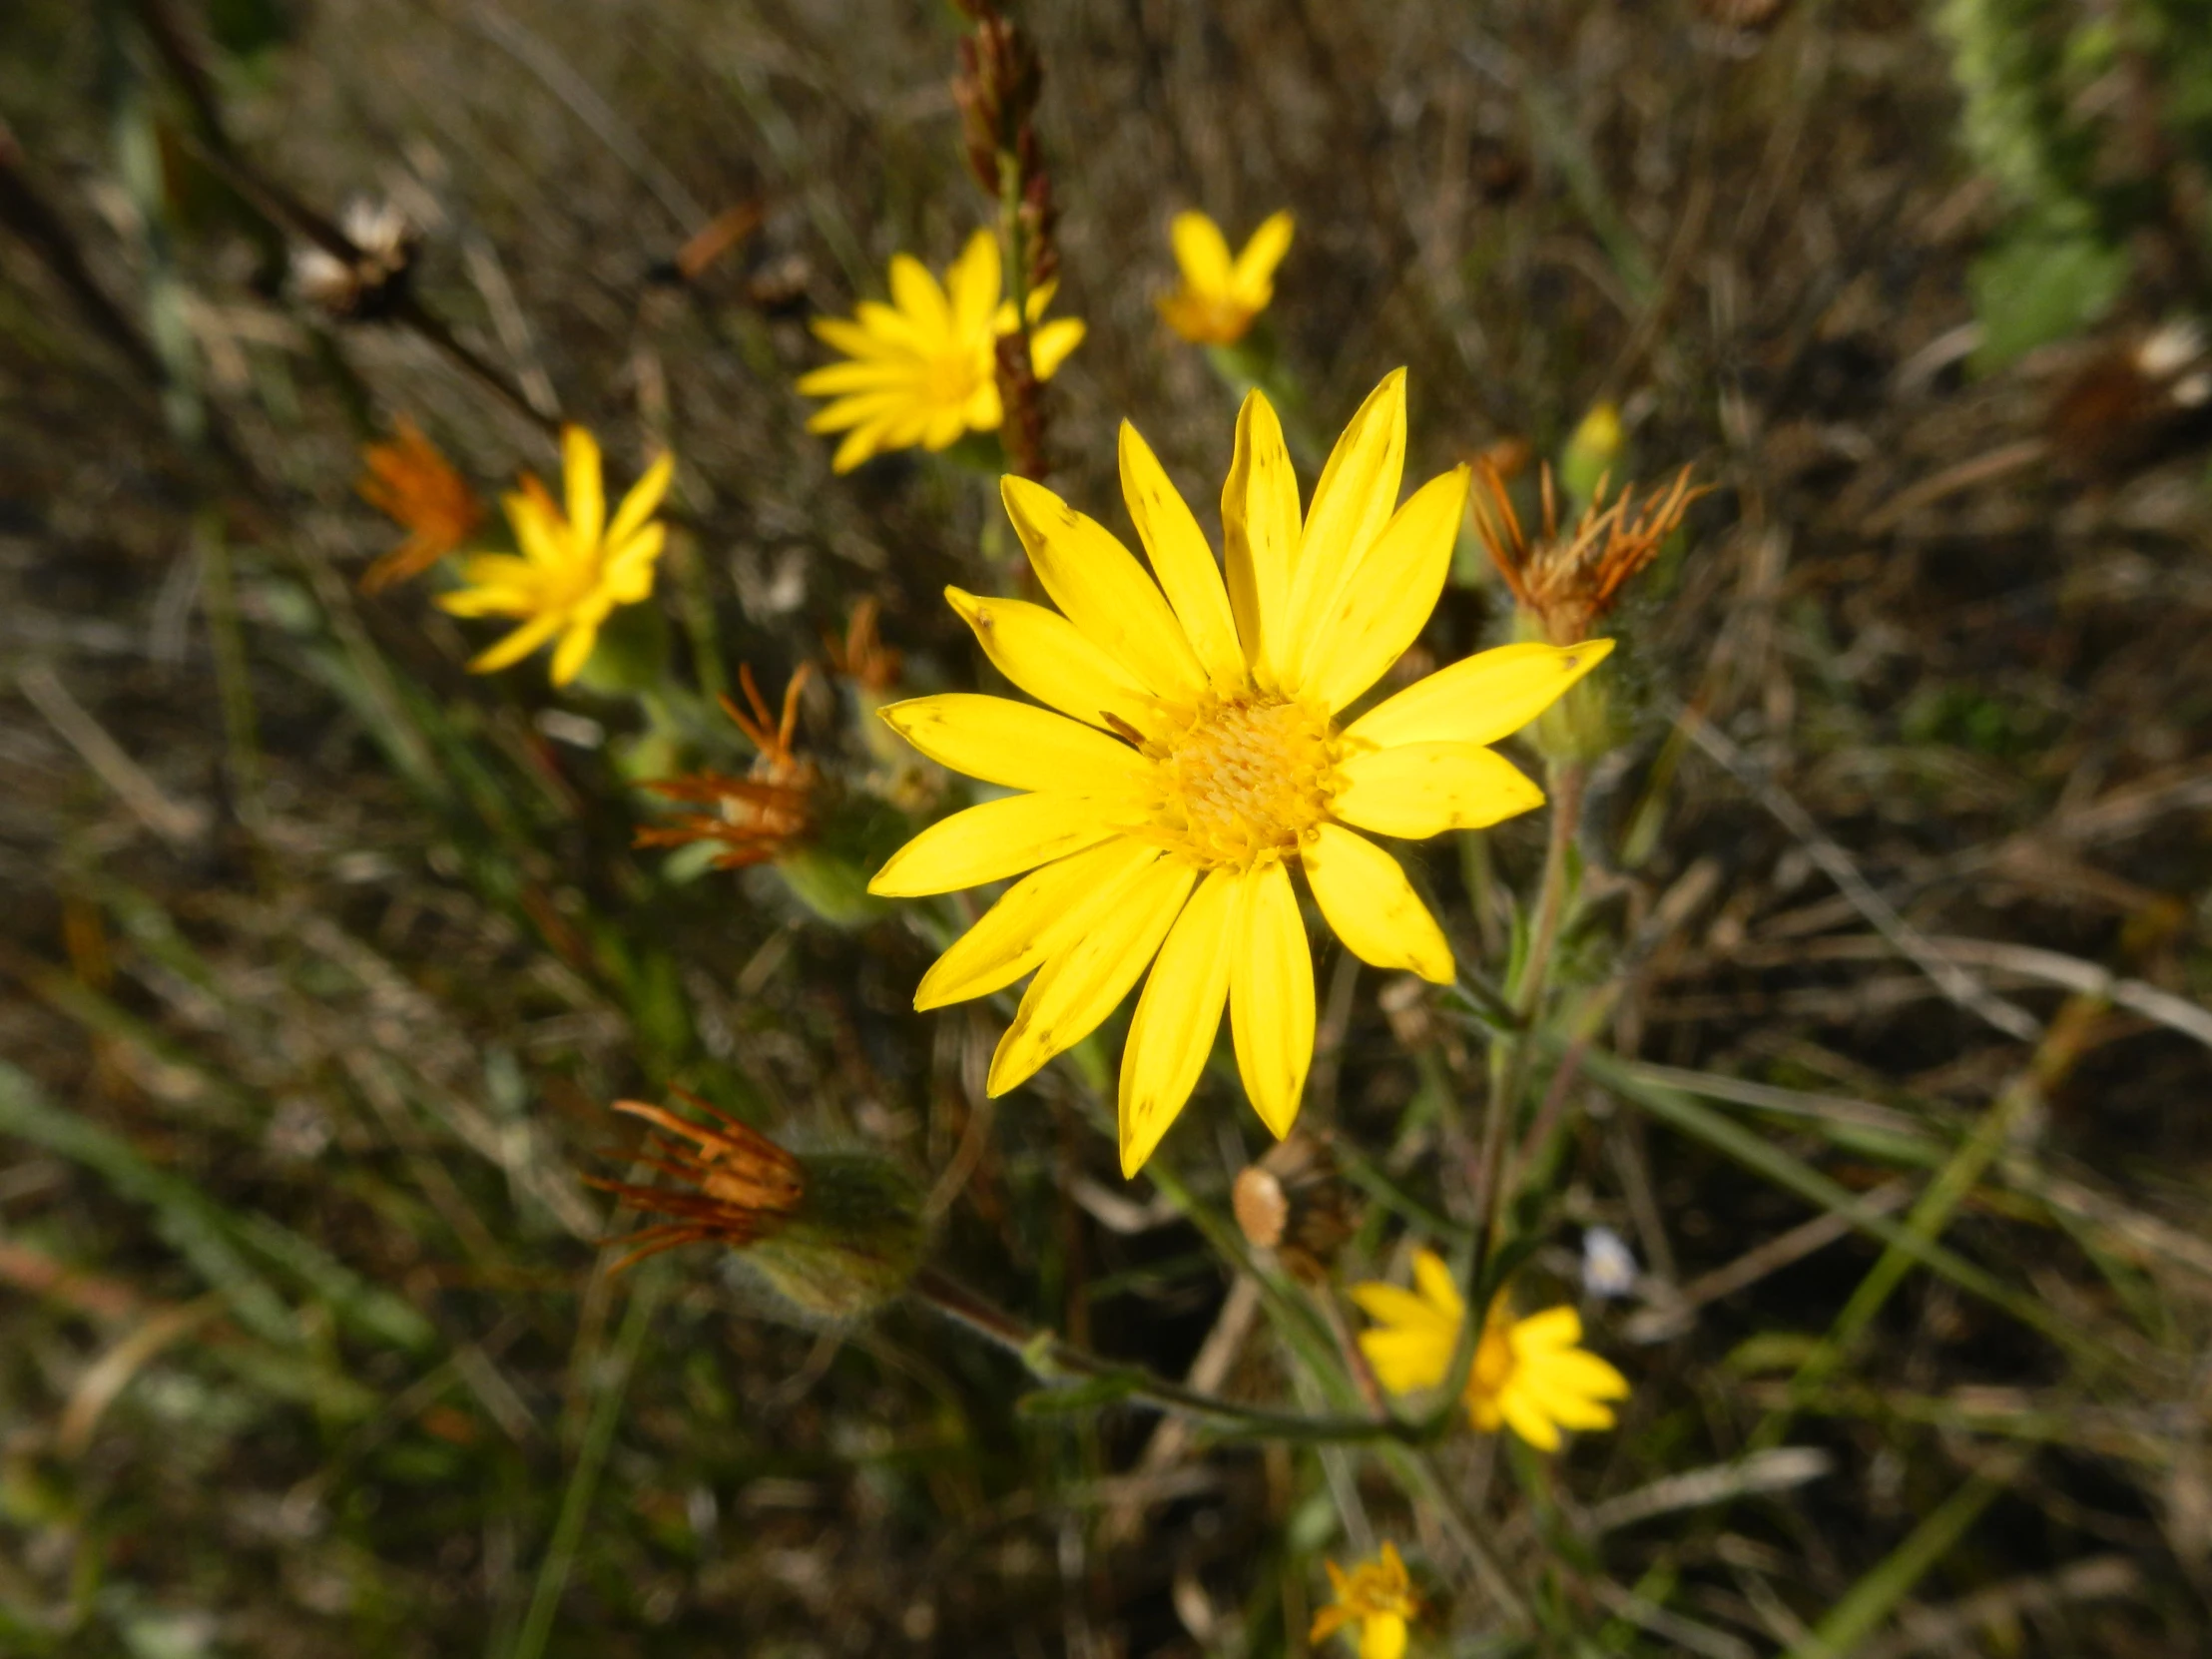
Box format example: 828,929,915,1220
1310,1541,1418,1659
437,426,672,687
1158,210,1294,345
799,230,1086,473
1354,1248,1629,1451
865,371,1610,1175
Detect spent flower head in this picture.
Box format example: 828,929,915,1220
1158,210,1294,346
798,231,1084,473
293,197,421,321
437,425,672,687
865,371,1610,1175
1353,1248,1629,1450
636,665,822,871
1310,1541,1419,1659
356,416,483,594
1472,457,1705,647
592,1092,927,1318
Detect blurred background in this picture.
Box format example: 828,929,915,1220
6,0,2212,1654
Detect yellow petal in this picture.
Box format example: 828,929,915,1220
878,693,1147,794
945,229,1002,337
809,315,899,359
853,298,933,352
1229,860,1313,1138
915,838,1160,1010
1118,421,1246,693
1349,1281,1452,1334
466,609,564,674
796,359,914,394
1302,824,1453,984
1283,370,1406,692
1357,1329,1451,1395
887,253,950,335
868,792,1121,897
1344,640,1614,750
1525,1350,1630,1410
1332,744,1544,839
561,426,604,550
1498,1384,1564,1452
943,585,1161,737
999,477,1208,700
1303,466,1469,713
437,554,539,615
1360,1611,1407,1659
1119,868,1238,1175
1230,211,1295,302
1510,1307,1583,1353
504,488,569,570
607,452,674,549
1409,1249,1464,1321
1029,316,1086,380
1221,390,1301,686
988,856,1198,1095
1169,210,1234,294
548,616,601,686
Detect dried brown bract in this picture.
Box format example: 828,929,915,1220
355,417,484,594
636,664,821,868
1472,459,1707,646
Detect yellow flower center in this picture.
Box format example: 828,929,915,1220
925,346,986,410
1150,696,1337,869
1462,1307,1518,1429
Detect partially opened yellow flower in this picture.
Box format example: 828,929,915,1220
1311,1541,1418,1659
437,426,672,687
1354,1248,1629,1451
799,230,1085,473
865,371,1611,1175
1158,210,1293,345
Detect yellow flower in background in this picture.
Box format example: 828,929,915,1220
865,371,1610,1175
1353,1248,1629,1451
1310,1541,1418,1659
356,416,483,594
1158,209,1293,345
799,230,1086,473
437,425,672,687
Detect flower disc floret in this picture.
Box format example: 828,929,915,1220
866,371,1614,1176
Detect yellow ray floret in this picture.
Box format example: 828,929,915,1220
866,372,1611,1176
1310,1540,1418,1659
436,425,672,688
1159,209,1294,346
1352,1248,1630,1450
799,230,1086,473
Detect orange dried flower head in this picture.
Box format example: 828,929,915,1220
636,665,822,868
356,417,484,594
826,598,903,699
1472,460,1706,646
590,1090,807,1273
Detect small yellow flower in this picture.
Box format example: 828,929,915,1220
437,425,672,687
1310,1541,1418,1659
356,416,483,594
798,230,1085,473
1353,1248,1630,1451
864,372,1610,1175
1158,210,1294,346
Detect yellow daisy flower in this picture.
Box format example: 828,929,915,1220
1353,1248,1630,1451
437,425,672,688
1310,1541,1418,1659
798,230,1086,473
864,371,1611,1175
1158,209,1294,346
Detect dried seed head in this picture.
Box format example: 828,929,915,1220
1472,458,1707,648
293,198,421,322
1233,1134,1354,1283
636,664,822,869
592,1091,927,1318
